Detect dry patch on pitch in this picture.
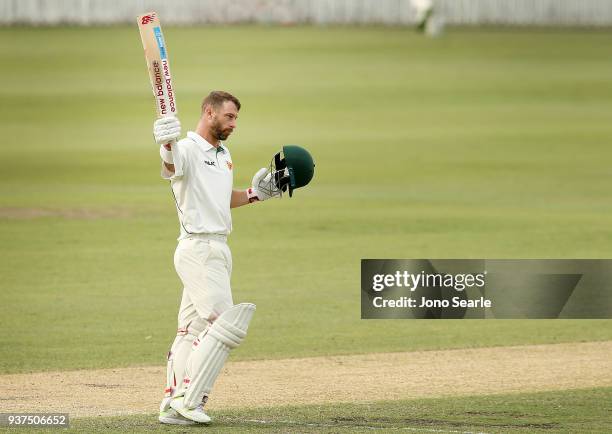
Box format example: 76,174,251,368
0,207,133,220
4,341,611,418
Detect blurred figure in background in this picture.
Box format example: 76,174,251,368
412,0,445,37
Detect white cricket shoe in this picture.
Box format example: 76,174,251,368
158,407,197,425
170,396,212,424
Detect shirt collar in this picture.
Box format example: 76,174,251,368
187,131,226,153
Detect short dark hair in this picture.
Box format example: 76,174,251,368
201,91,241,112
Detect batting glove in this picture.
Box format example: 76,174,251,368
153,116,181,145
247,168,281,202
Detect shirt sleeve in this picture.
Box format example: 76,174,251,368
160,138,188,180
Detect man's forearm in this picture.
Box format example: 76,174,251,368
230,189,252,208
160,143,175,173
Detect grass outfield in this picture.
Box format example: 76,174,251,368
1,26,612,373
22,388,606,433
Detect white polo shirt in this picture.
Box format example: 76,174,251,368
161,131,234,240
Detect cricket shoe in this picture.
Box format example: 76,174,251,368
170,396,212,424
158,407,197,425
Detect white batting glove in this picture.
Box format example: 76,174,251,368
247,168,281,202
153,116,181,145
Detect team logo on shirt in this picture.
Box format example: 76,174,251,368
227,161,233,170
204,160,215,166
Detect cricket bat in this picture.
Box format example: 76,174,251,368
137,12,178,118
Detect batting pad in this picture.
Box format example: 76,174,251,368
160,317,210,412
182,303,256,408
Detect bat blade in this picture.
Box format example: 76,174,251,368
137,11,178,117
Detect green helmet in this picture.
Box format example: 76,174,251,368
271,145,315,197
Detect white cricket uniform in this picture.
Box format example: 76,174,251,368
162,131,235,323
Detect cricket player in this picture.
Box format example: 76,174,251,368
412,0,444,36
153,91,277,425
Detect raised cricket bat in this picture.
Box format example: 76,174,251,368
137,12,178,118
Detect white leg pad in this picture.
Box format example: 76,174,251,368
160,318,209,411
181,303,256,408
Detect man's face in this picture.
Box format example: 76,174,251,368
209,101,238,141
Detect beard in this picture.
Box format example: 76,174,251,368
211,120,232,141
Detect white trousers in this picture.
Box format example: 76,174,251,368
161,234,234,406
174,235,234,325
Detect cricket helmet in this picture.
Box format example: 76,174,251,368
267,145,315,197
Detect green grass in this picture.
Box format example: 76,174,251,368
1,26,612,373
15,388,608,433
